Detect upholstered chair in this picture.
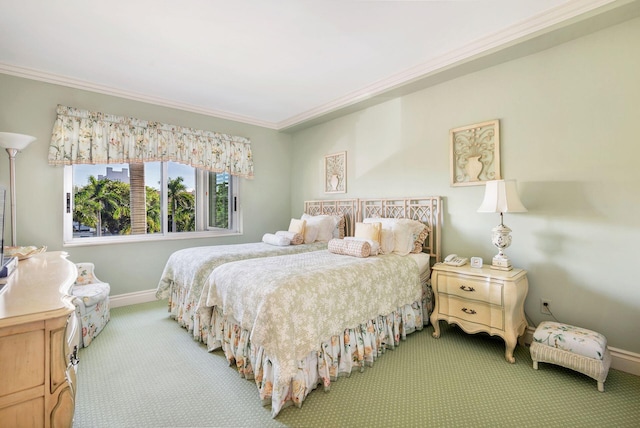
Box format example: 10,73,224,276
72,263,111,347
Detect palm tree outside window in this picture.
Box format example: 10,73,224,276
67,161,237,243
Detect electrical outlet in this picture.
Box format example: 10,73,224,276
540,299,552,315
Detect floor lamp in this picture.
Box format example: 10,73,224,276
0,132,37,247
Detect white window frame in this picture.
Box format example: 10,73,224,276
62,165,241,247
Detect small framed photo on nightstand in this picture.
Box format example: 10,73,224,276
470,257,483,268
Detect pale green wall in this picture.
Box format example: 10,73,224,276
290,17,640,353
0,74,293,296
2,16,638,354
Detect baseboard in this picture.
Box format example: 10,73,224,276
606,347,640,377
523,326,640,377
110,288,157,308
110,292,640,377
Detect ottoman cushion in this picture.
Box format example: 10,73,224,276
72,282,110,307
532,321,607,360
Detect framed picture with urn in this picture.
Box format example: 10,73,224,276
324,151,346,193
450,120,501,187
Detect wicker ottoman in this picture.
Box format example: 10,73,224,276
530,321,611,392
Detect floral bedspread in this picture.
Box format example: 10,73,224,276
155,241,327,332
201,250,421,386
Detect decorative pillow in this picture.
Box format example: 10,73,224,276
275,230,304,245
379,229,395,255
288,218,306,235
363,218,424,256
328,238,371,258
301,213,342,241
391,218,430,253
303,224,319,244
363,218,407,255
333,214,346,239
262,233,290,246
354,222,381,244
390,222,415,255
412,224,429,253
344,237,380,255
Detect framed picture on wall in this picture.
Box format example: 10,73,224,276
324,151,346,193
450,119,501,187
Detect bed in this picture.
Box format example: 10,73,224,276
196,197,442,417
155,198,359,335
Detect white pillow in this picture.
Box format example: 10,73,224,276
301,214,335,242
301,213,345,239
364,217,424,231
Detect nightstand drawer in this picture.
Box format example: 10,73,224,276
437,272,503,306
439,296,504,330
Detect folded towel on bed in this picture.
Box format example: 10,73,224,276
275,230,304,245
262,233,291,246
327,238,371,258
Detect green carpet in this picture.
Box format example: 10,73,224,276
74,300,640,427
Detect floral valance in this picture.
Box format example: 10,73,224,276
48,105,254,179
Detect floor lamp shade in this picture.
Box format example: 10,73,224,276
478,180,527,270
0,133,37,151
0,132,37,247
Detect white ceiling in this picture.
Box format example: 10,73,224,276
0,0,629,130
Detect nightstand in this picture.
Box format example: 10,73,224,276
430,262,529,363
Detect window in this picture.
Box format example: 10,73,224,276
63,161,239,245
50,106,252,245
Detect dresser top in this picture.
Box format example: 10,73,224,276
0,251,76,327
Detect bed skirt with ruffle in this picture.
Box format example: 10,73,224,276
203,286,432,417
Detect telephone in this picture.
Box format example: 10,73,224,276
443,254,468,266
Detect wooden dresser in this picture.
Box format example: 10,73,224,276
430,262,529,363
0,252,79,427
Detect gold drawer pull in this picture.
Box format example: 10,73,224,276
460,285,475,292
461,307,477,315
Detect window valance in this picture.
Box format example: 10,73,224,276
48,105,254,179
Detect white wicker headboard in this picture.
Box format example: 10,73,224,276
359,197,443,263
303,199,359,237
302,197,442,260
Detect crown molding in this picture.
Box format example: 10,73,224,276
0,63,279,130
0,0,626,132
276,0,622,130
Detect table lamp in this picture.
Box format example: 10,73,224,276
477,179,527,271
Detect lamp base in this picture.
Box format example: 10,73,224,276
491,254,513,271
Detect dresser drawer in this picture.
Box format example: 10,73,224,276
0,325,45,397
437,272,503,306
438,296,504,330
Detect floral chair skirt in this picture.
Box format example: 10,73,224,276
72,263,111,348
75,293,110,348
